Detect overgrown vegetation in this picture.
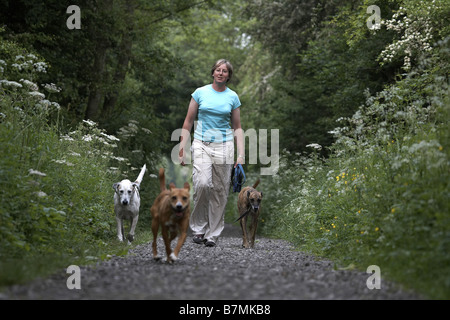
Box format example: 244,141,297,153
255,1,450,299
0,37,159,285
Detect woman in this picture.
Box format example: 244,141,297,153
179,59,244,247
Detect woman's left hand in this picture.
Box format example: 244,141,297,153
234,155,245,168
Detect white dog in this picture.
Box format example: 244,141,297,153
113,164,146,243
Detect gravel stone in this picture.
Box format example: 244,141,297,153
2,224,420,300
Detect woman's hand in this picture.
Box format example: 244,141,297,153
179,147,185,166
234,154,245,168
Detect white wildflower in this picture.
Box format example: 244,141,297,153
68,151,81,157
111,156,127,162
19,79,39,91
51,102,61,110
0,80,23,88
82,134,93,142
82,119,97,127
28,91,46,100
35,191,48,198
52,159,74,166
306,143,322,150
42,83,61,93
60,135,75,141
11,63,22,70
33,61,47,73
100,132,120,141
28,169,47,177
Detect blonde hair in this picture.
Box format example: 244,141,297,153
211,59,233,83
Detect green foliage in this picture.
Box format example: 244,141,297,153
0,38,157,286
258,32,450,298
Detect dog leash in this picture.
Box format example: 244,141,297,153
232,164,246,193
234,208,251,222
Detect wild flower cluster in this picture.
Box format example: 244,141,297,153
10,53,48,74
1,54,61,124
378,0,441,70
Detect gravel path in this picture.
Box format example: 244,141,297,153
2,224,420,300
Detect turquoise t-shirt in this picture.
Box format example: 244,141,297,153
192,84,241,142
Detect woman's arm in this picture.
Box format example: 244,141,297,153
179,97,198,166
231,107,244,167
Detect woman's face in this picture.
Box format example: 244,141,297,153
213,64,229,84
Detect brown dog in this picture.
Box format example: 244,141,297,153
236,179,263,248
151,168,190,263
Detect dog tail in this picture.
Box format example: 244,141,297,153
252,178,260,189
158,167,166,192
135,164,147,185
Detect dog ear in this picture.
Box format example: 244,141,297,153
247,190,251,198
260,192,263,198
113,183,119,192
183,182,190,191
132,182,140,191
169,182,176,190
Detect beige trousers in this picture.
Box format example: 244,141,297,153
190,139,234,243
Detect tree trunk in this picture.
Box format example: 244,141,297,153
101,0,135,118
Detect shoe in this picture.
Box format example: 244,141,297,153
193,234,205,244
204,240,216,247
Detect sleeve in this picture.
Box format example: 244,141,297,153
232,93,241,110
191,88,200,104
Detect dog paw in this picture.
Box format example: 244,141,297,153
118,235,124,242
126,234,134,242
170,253,178,261
153,255,162,261
166,253,178,264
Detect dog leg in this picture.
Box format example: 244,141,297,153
240,216,250,248
171,231,187,261
173,217,189,259
116,217,124,242
249,212,259,248
161,226,174,263
127,215,139,243
151,215,161,260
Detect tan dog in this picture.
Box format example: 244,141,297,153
236,179,263,248
151,168,190,263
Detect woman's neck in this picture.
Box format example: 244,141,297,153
212,81,227,92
